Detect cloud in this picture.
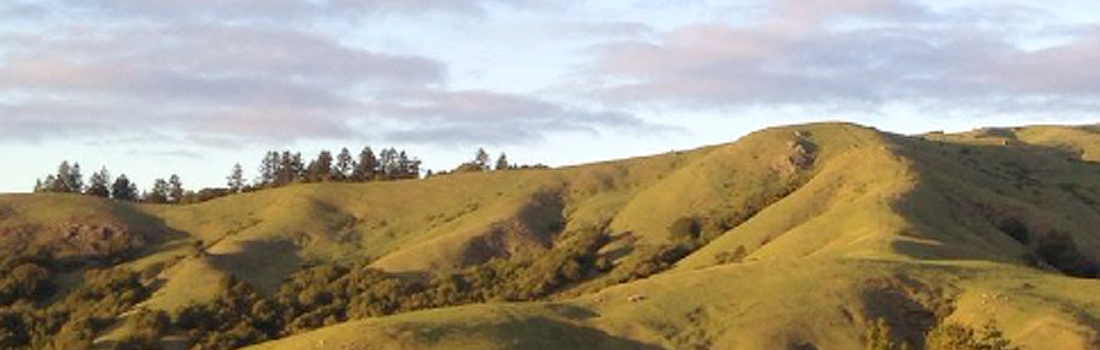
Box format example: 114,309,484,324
0,18,447,143
0,2,49,18
368,89,661,145
565,21,655,39
56,0,539,22
580,0,1100,115
0,8,652,148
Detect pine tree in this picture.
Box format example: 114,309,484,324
49,161,84,193
66,162,83,193
495,153,509,171
395,151,421,179
168,174,184,203
86,167,111,197
307,151,334,182
111,175,138,201
291,152,305,182
335,148,355,181
259,151,280,187
277,151,292,185
145,179,170,204
55,161,71,192
379,148,399,179
46,173,66,192
275,151,305,185
227,163,246,193
475,148,490,171
353,147,378,181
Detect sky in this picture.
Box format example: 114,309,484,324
1,0,1099,193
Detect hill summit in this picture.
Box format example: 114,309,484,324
3,122,1100,350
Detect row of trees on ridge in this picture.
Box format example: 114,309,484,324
33,147,538,204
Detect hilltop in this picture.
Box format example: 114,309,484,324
3,122,1100,350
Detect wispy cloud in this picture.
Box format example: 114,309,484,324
51,0,542,22
369,89,662,145
578,0,1100,116
1,0,1097,152
0,2,649,147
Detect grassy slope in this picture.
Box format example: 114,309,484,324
5,122,1100,349
239,123,1100,350
0,193,184,259
246,302,660,350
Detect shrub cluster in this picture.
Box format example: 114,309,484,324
0,261,154,350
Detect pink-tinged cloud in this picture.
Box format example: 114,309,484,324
58,0,540,21
0,20,447,143
1000,33,1100,94
367,89,663,145
582,0,1100,113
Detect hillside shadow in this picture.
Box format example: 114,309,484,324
887,134,1100,278
456,316,664,350
106,200,190,244
207,239,302,296
45,199,192,269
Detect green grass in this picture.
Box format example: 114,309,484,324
6,122,1100,349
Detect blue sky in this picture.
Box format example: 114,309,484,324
1,0,1099,193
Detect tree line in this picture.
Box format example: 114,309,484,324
32,147,543,204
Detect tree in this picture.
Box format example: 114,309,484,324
401,152,422,179
475,148,490,171
43,161,83,193
259,151,280,187
168,174,184,203
335,148,355,181
227,163,246,193
45,173,65,192
353,147,378,181
307,151,334,182
34,161,87,193
276,151,305,185
925,322,1018,350
128,308,170,340
86,167,111,197
668,217,702,242
111,175,138,201
379,148,399,180
975,323,1017,350
53,161,72,192
63,162,83,193
865,318,908,350
145,179,170,204
495,153,509,171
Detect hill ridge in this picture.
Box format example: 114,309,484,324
4,122,1100,349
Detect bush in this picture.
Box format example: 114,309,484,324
0,306,34,349
715,246,748,264
865,318,910,350
174,278,279,348
0,263,52,306
997,218,1030,244
129,308,170,339
925,322,1018,350
668,217,702,242
1036,233,1098,278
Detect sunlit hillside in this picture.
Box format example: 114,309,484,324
3,122,1100,350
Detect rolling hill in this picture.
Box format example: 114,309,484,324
3,122,1100,350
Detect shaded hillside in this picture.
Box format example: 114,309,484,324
0,193,184,264
3,122,1100,350
242,122,1100,350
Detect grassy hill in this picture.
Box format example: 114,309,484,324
3,122,1100,350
